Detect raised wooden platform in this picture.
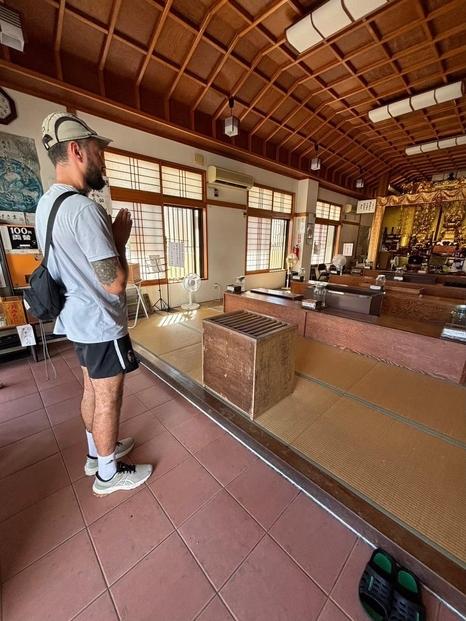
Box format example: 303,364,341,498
224,292,466,384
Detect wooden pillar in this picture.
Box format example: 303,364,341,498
367,173,390,265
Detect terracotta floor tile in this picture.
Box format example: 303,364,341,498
221,535,326,621
129,430,191,481
0,454,70,522
46,395,82,426
270,493,356,592
30,358,77,390
0,360,32,382
0,485,84,580
40,379,83,407
150,456,221,526
170,412,225,453
0,409,49,448
317,600,350,620
226,458,298,529
196,596,234,621
73,475,141,526
137,382,176,409
118,410,165,447
179,489,264,589
0,429,59,479
151,396,199,431
73,592,118,621
0,392,44,424
0,375,38,405
123,371,159,396
111,532,214,621
90,488,173,585
330,539,374,621
119,394,148,422
61,438,88,482
53,415,85,450
194,432,257,486
2,531,105,621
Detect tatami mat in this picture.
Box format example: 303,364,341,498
295,337,377,390
160,343,203,384
131,321,200,355
291,397,466,565
347,364,466,443
255,377,339,443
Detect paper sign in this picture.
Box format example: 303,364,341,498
342,243,354,256
16,324,36,347
168,241,185,268
356,199,376,214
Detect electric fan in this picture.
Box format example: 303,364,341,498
332,254,347,275
283,252,299,289
181,273,201,310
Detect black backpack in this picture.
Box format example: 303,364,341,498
24,191,77,321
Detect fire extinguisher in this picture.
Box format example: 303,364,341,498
293,243,300,259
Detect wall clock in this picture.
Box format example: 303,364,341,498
0,88,17,125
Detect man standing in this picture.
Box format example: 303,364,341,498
36,112,152,495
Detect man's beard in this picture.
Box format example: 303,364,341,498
85,162,106,191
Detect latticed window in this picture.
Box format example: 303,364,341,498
105,150,205,282
246,185,293,273
316,201,341,221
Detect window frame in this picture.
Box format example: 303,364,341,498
105,147,207,284
245,184,294,275
309,200,343,266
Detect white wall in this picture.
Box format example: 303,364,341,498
318,186,358,207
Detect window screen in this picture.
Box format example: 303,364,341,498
316,201,341,221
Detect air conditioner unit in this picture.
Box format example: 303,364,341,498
0,6,24,52
207,166,254,190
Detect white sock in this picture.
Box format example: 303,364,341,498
97,451,117,481
86,430,97,458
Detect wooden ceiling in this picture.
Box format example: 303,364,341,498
2,0,466,193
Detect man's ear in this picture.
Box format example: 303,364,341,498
69,140,84,162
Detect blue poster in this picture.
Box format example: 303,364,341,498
0,131,43,213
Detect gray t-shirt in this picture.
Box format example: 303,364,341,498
35,183,127,343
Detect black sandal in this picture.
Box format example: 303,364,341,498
359,548,396,621
389,568,426,621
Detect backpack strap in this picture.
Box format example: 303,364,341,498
43,191,78,267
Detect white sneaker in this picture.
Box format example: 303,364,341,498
92,462,153,496
84,437,135,476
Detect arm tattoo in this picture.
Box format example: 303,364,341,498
91,257,119,285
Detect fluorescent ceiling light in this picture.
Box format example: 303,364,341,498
286,0,389,54
405,134,466,156
369,81,464,123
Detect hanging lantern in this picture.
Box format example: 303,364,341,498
224,97,239,137
310,142,321,171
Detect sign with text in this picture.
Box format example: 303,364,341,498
356,199,376,214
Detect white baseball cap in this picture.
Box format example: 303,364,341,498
41,112,112,151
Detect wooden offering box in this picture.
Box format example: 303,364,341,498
203,311,296,419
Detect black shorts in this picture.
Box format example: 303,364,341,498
73,334,139,379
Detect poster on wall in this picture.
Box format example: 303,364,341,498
0,132,43,214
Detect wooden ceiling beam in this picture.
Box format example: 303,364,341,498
166,0,228,102
135,0,173,92
99,0,121,72
53,0,66,80
190,0,289,113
